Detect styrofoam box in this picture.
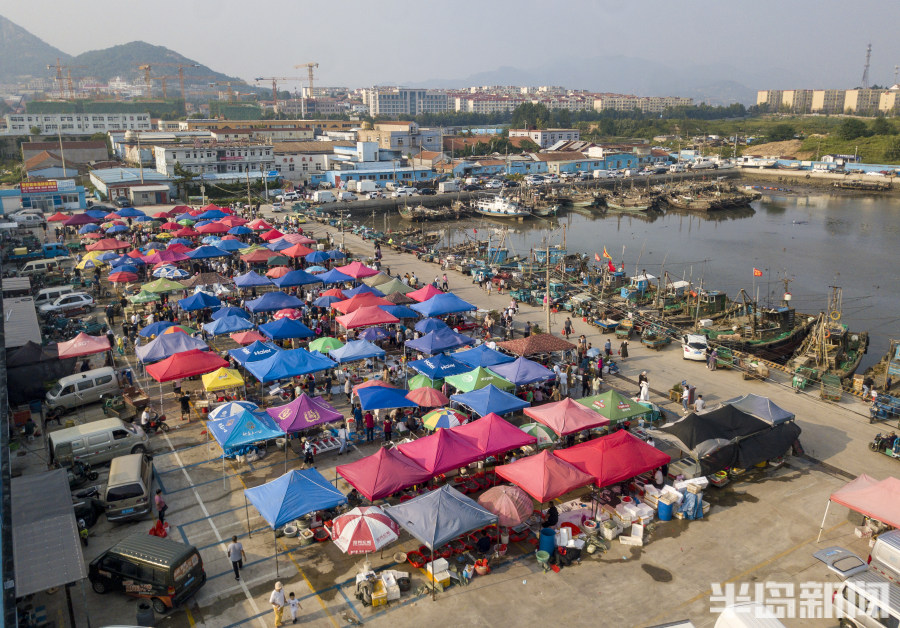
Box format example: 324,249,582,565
426,558,449,574
674,477,709,491
381,572,397,588
386,584,401,601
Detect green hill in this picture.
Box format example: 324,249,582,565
0,15,70,82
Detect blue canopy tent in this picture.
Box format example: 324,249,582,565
209,400,259,420
78,224,100,234
259,318,315,340
314,295,342,307
228,225,253,235
453,344,516,368
110,264,139,275
178,292,222,312
267,239,293,251
117,207,146,218
408,354,471,379
197,209,227,220
216,239,249,252
317,268,353,284
138,321,177,338
245,291,304,313
450,384,530,417
211,306,251,321
415,318,448,334
244,349,336,383
243,468,347,575
228,340,281,367
359,327,390,342
380,305,420,319
209,409,284,456
329,339,385,364
410,293,476,317
328,250,346,260
135,333,208,363
343,284,384,298
187,245,231,259
305,250,330,264
272,269,323,289
489,357,554,386
203,315,255,336
234,270,273,288
356,386,418,411
406,328,475,355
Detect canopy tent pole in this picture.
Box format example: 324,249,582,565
284,430,288,473
245,494,252,538
816,500,831,543
274,529,279,578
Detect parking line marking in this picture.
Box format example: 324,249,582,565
337,587,364,622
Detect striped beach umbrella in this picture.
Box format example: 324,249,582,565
331,506,399,555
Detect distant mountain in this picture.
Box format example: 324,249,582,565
0,15,245,88
404,54,792,106
0,15,70,82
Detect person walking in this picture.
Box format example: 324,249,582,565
226,535,246,580
681,384,691,414
287,592,302,624
604,338,612,358
344,376,352,400
639,380,650,403
581,368,591,397
337,423,348,456
154,489,167,524
694,394,706,413
270,582,286,627
563,317,573,339
364,410,375,443
708,348,718,371
383,417,392,443
592,373,602,396
301,438,314,468
619,340,629,360
558,369,568,397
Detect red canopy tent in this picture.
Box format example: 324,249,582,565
554,430,671,487
282,243,314,258
166,243,193,254
260,229,284,242
332,293,391,315
170,206,191,214
196,222,229,234
241,249,278,263
494,450,593,503
63,213,100,227
230,330,267,345
86,238,130,251
57,332,111,359
336,306,399,330
145,249,188,264
352,379,397,395
496,333,577,357
219,216,248,227
337,261,379,279
279,234,315,245
145,349,228,382
174,227,200,237
336,447,432,502
817,474,900,541
451,412,537,458
405,387,449,408
248,219,273,230
321,288,346,298
396,428,483,475
200,203,221,212
47,211,70,222
407,285,444,302
160,222,181,230
523,398,610,436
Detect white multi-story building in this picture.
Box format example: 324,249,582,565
4,112,152,135
508,128,580,149
361,87,449,116
152,141,274,177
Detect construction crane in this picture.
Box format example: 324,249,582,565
150,76,180,99
137,62,201,99
214,81,240,102
254,77,304,103
294,63,319,98
47,59,86,100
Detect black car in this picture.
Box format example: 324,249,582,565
418,188,437,195
114,197,133,208
463,184,480,191
502,180,519,188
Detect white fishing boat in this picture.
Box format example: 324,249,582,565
473,194,531,219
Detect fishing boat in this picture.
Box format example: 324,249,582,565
532,203,560,217
398,204,465,221
472,194,531,219
862,340,900,391
786,287,869,383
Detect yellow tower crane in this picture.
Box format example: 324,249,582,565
294,63,319,98
137,62,201,99
254,77,304,104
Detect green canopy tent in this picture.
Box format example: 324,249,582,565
408,373,443,390
128,290,161,304
577,389,651,425
444,367,514,393
142,278,187,293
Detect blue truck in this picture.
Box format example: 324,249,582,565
5,242,71,264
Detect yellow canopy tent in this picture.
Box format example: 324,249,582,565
202,367,245,392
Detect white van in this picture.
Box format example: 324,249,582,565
12,213,45,228
34,285,76,308
105,453,154,522
48,418,149,467
46,367,122,410
312,190,336,204
832,571,900,628
18,258,63,277
592,170,610,179
869,530,900,585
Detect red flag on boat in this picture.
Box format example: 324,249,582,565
594,252,601,262
753,268,763,277
607,261,617,273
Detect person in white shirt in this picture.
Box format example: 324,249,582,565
270,582,286,626
287,592,301,624
226,535,246,580
140,407,151,431
559,370,568,396
337,423,348,455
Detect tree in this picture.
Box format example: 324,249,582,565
870,116,893,136
510,103,551,130
29,126,42,136
768,124,795,141
837,118,870,140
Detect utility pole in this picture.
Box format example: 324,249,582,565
56,126,67,179
246,169,251,209
545,244,551,334
137,133,144,184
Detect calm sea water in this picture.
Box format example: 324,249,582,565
377,191,900,370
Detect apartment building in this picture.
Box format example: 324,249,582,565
360,87,449,116
508,128,580,149
152,141,274,177
4,112,151,135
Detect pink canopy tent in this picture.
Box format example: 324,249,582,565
86,238,130,251
396,428,483,475
145,349,228,382
336,447,432,502
57,332,111,358
451,412,537,458
230,330,267,345
337,261,379,279
265,394,344,432
523,398,610,436
495,450,593,503
477,485,534,527
282,243,314,258
336,306,399,330
248,219,273,230
817,474,900,541
407,285,444,302
145,249,189,264
352,379,397,395
196,222,229,234
554,430,671,487
332,293,391,315
279,233,315,245
405,387,449,408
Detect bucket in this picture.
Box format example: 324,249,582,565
658,500,673,522
583,519,598,532
136,602,155,627
539,528,556,555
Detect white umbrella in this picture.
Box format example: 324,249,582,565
331,506,399,555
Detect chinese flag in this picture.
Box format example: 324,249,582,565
608,261,617,273
753,268,763,277
602,247,612,259
594,252,601,262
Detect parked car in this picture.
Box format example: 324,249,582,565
418,188,437,195
681,334,709,361
38,292,95,315
271,202,284,212
279,191,301,201
462,184,480,192
366,191,384,199
114,197,132,208
502,180,519,188
391,187,417,198
483,180,502,189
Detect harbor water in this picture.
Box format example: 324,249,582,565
377,191,900,370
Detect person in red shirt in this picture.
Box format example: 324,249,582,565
383,418,392,443
364,411,375,443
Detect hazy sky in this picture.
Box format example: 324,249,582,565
6,1,900,89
